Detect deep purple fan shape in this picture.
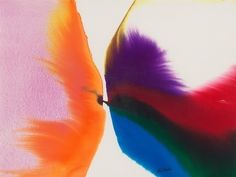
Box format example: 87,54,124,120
105,30,185,95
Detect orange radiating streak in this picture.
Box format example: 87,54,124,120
6,0,105,176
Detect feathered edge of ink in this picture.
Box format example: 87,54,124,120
105,29,186,96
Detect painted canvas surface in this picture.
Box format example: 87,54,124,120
1,0,236,177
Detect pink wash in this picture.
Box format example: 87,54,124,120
0,0,68,171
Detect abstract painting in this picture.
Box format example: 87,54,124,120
1,0,236,177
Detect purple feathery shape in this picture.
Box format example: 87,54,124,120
105,30,186,95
